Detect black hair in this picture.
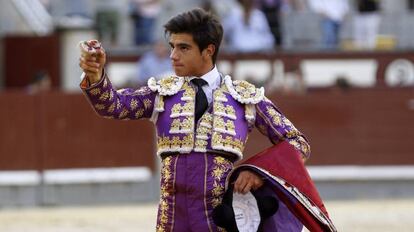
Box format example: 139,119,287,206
164,8,223,64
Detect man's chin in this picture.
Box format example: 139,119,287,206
174,71,188,77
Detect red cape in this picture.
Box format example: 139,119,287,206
228,141,337,232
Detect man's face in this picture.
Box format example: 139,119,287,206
168,33,210,77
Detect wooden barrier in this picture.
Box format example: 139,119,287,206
1,88,413,171
0,91,155,171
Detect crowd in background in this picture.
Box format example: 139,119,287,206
36,0,414,52
7,0,413,92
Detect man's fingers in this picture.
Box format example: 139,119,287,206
79,57,101,70
81,53,97,62
97,49,106,63
252,178,264,190
241,181,253,194
234,178,246,193
79,62,99,73
233,171,265,194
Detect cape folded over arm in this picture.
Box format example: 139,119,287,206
226,141,337,232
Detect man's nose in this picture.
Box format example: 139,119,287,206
170,48,178,60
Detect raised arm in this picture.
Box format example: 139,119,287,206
78,40,156,120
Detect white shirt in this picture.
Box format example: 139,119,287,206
189,66,221,106
223,7,274,52
308,0,350,22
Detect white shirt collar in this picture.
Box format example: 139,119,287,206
199,65,220,88
189,66,221,89
188,66,221,105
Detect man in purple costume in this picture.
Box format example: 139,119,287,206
79,8,310,232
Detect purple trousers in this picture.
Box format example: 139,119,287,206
156,152,233,232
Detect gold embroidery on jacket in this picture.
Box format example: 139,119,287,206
107,102,115,113
116,99,121,109
109,90,114,101
143,99,152,110
213,117,236,136
94,104,105,111
157,134,194,155
211,132,244,157
214,102,236,119
135,109,144,118
170,102,194,117
99,91,110,101
119,108,129,119
181,82,195,100
236,81,256,97
130,99,138,110
266,106,282,125
90,88,101,96
194,113,213,152
214,90,227,102
169,118,193,133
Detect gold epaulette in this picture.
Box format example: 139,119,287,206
224,75,264,104
148,76,184,96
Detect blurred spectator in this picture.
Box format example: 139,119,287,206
129,0,161,46
95,1,122,46
410,0,414,10
136,40,173,86
223,0,274,52
201,0,219,16
353,0,380,50
26,71,51,94
256,0,287,48
308,0,350,49
207,0,238,19
49,0,91,18
286,0,307,11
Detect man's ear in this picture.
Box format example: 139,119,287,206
203,44,215,60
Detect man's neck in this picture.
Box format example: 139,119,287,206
194,63,214,77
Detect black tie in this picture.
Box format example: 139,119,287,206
191,78,208,122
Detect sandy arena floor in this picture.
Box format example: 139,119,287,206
0,199,413,232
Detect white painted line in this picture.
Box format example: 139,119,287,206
43,167,152,184
1,166,413,186
307,165,414,181
0,171,41,186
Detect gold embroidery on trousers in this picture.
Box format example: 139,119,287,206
210,157,232,208
157,156,173,232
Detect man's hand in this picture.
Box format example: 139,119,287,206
233,170,264,194
78,41,106,84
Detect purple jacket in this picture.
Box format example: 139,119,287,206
81,74,310,161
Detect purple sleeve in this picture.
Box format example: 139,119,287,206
255,98,311,159
81,74,156,120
